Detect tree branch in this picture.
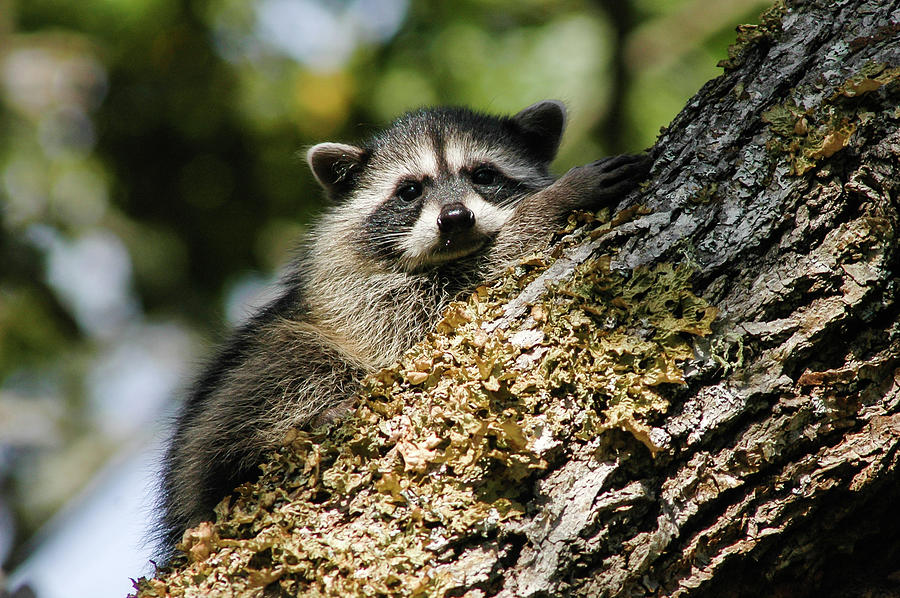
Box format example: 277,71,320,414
134,1,900,596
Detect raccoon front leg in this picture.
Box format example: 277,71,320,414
487,153,651,273
157,319,366,557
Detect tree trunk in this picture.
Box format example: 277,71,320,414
134,1,900,596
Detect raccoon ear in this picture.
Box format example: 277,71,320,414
307,143,367,197
511,100,567,164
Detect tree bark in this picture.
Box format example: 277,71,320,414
134,1,900,596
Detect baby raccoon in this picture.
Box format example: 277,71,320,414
157,100,650,558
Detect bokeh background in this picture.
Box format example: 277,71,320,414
0,0,770,595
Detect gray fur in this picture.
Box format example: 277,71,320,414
156,101,650,560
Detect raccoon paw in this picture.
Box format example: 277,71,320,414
307,397,356,430
561,153,652,209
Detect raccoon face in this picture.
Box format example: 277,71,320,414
308,100,565,272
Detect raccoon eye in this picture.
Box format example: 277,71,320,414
471,166,499,186
396,181,422,202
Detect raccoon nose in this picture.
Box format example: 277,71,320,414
437,203,475,233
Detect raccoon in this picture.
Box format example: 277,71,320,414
157,100,650,558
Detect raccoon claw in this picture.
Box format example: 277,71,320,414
590,153,652,182
562,153,652,209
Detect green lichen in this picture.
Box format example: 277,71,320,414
689,183,719,205
718,1,786,72
835,62,900,97
762,62,900,175
132,212,716,598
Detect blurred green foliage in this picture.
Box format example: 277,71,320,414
0,0,771,569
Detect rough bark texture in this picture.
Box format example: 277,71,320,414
135,1,900,596
542,2,900,595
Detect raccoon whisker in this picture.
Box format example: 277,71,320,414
370,232,411,242
369,237,410,249
496,194,527,209
367,238,403,247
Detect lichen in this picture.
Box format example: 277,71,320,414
718,1,786,72
762,62,900,175
132,212,716,598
